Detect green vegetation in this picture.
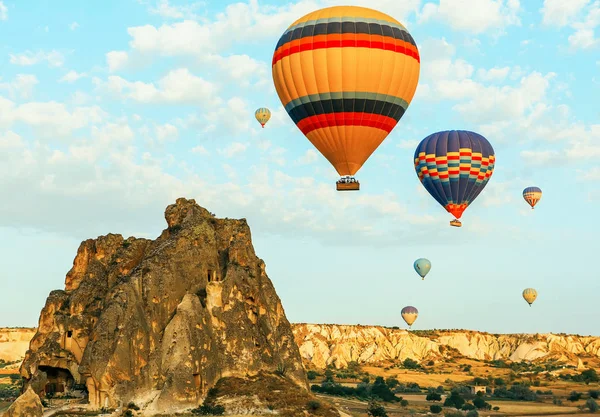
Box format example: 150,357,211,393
492,383,538,401
367,400,387,417
191,404,225,415
402,358,421,369
306,400,321,412
426,392,442,402
585,398,598,412
311,375,404,403
430,405,443,414
307,370,319,380
568,391,582,402
590,390,600,399
443,391,465,409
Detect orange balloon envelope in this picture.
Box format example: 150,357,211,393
272,6,420,190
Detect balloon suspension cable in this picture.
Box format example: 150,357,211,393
422,278,425,281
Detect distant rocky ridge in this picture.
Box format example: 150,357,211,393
4,324,600,373
14,198,319,416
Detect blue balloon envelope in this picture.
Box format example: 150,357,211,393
414,258,431,280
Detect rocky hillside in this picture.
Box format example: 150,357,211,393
0,328,36,363
16,198,335,416
6,324,600,373
291,324,600,369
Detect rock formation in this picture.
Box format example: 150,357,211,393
292,324,600,369
2,386,43,417
19,198,311,415
0,328,37,363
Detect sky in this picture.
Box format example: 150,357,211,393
0,0,599,335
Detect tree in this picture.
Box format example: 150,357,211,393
444,391,465,410
430,405,442,414
367,401,387,417
400,400,408,407
426,392,442,402
324,369,335,383
386,377,399,389
590,390,600,400
307,370,318,381
568,391,582,402
582,369,600,385
403,358,420,369
585,398,598,413
473,397,491,410
466,410,479,417
371,377,398,402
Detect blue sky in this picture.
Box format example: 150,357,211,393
0,0,599,335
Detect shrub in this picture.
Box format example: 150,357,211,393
307,370,319,380
192,404,225,415
582,369,599,385
568,391,582,402
462,403,476,411
306,400,321,411
403,358,420,369
367,400,388,417
386,377,399,388
585,398,598,412
444,391,465,409
466,410,479,417
427,392,442,402
400,399,408,407
124,411,133,417
430,405,443,414
492,406,500,411
127,402,140,411
590,390,600,399
275,362,287,376
473,397,491,410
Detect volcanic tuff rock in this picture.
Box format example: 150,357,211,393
19,198,308,414
291,324,600,369
0,328,36,363
1,386,43,417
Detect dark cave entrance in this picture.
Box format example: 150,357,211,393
38,366,75,397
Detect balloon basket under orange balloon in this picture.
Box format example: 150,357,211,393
336,182,360,191
450,219,462,227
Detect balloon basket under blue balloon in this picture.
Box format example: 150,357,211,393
450,219,462,227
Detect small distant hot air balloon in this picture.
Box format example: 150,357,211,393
523,187,542,209
414,258,431,280
414,130,496,227
255,108,271,128
401,306,419,328
522,288,537,307
272,5,421,191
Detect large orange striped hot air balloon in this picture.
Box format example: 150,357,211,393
272,6,420,191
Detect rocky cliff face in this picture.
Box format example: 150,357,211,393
0,328,37,363
292,324,600,369
19,198,308,414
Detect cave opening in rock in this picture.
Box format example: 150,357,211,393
38,366,75,397
207,269,218,282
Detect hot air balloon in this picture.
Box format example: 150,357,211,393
414,130,496,227
255,107,271,128
522,288,537,307
414,258,431,280
272,6,420,191
523,186,542,209
401,306,418,328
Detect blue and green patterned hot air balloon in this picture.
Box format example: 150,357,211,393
413,258,431,280
414,130,496,227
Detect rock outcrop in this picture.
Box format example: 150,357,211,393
19,198,308,414
292,324,600,369
0,328,37,363
2,386,43,417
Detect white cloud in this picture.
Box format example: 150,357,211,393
0,74,39,99
540,0,590,27
59,70,87,83
296,149,318,165
106,51,129,73
397,139,420,149
418,0,521,34
148,0,204,19
9,50,65,67
217,142,248,158
204,54,269,88
520,124,600,165
103,68,220,105
579,166,600,181
155,123,179,142
191,145,209,156
69,22,80,30
0,97,107,138
477,66,511,82
0,1,7,20
195,96,252,135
